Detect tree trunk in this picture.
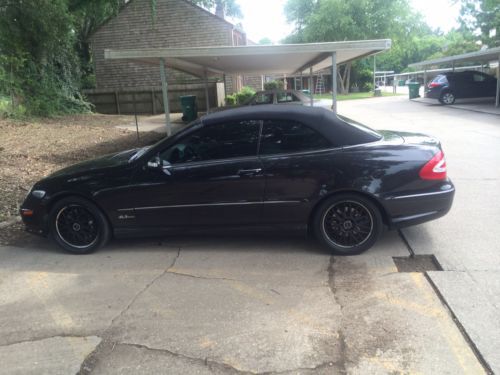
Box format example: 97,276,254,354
338,63,352,95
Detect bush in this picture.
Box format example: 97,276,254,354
225,94,237,106
234,86,255,104
362,82,374,92
350,66,374,93
264,80,284,91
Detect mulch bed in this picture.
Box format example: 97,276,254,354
0,114,164,245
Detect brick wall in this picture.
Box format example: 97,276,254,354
90,0,234,90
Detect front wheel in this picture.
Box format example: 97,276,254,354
313,194,383,255
49,197,110,254
439,91,455,105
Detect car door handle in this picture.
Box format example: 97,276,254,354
238,168,262,176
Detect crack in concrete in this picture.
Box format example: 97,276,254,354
78,248,182,374
108,247,181,328
120,342,253,374
165,269,240,283
327,256,348,375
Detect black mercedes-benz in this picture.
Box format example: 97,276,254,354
20,105,454,255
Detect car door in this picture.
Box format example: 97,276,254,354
472,72,496,97
129,119,265,229
258,119,337,224
455,72,474,98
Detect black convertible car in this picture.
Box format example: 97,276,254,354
21,105,454,255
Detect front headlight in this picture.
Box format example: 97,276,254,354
32,190,46,199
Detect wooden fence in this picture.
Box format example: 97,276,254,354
83,83,218,115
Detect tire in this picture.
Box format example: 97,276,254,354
49,196,110,254
439,91,455,105
313,194,383,255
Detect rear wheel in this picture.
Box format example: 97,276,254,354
439,91,455,105
49,197,110,254
313,194,382,255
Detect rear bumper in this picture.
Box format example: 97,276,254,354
382,181,455,229
424,89,441,99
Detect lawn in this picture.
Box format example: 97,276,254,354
314,91,404,100
0,114,164,245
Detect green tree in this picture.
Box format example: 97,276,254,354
458,0,499,47
258,37,273,45
0,0,90,116
282,0,465,92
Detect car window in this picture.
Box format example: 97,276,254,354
277,92,299,103
252,93,273,105
435,75,448,84
161,120,260,164
473,73,486,82
260,120,331,155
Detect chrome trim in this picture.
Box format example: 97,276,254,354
390,189,454,200
117,200,301,212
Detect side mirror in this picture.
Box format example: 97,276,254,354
147,156,172,176
147,156,161,169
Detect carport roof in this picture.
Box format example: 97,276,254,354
409,46,500,68
104,39,391,77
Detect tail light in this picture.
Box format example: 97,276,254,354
428,82,442,88
419,151,447,180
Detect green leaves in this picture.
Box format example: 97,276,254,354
458,0,499,47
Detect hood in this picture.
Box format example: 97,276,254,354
47,148,140,180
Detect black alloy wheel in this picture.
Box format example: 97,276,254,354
49,197,110,254
313,194,382,255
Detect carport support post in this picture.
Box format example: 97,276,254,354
204,70,210,113
331,52,337,114
496,54,500,107
424,68,427,95
159,58,171,136
309,67,313,107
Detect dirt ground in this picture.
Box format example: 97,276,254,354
0,114,164,245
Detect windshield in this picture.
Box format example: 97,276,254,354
337,115,382,140
128,146,151,163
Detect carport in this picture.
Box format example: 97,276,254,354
409,46,500,108
104,39,391,135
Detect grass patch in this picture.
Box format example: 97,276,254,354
313,92,404,100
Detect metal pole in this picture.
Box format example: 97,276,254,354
204,70,210,114
373,55,376,95
133,93,140,143
309,67,313,107
452,61,455,72
223,74,227,98
159,58,171,136
423,68,427,97
496,54,500,108
332,52,337,114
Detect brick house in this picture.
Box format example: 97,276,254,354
87,0,262,114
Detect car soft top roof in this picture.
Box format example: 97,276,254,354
201,105,381,147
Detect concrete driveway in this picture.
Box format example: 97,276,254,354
1,96,497,374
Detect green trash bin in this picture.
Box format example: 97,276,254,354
180,95,198,123
408,82,420,99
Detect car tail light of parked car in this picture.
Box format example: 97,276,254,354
428,82,443,88
419,150,447,180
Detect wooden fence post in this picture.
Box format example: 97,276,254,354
115,91,121,115
151,89,156,115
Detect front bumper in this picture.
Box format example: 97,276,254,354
382,181,455,229
19,194,50,236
